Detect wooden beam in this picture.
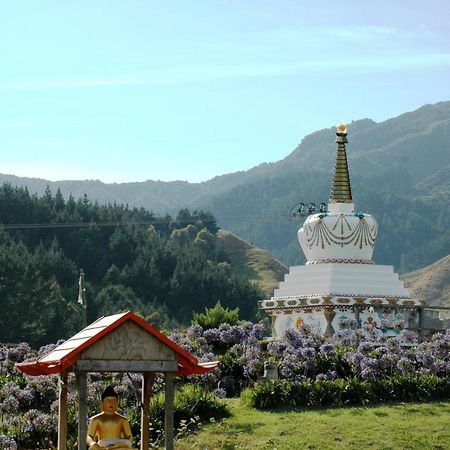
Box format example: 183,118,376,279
140,372,155,450
76,370,88,450
57,372,68,450
164,373,175,450
76,360,178,372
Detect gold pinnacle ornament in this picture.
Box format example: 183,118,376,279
329,123,352,203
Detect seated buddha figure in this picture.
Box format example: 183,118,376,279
86,386,134,449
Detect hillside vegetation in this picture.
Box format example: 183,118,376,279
217,230,287,297
0,185,262,346
2,101,450,272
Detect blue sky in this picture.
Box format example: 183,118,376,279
1,0,449,182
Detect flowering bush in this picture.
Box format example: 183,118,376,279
0,325,449,446
0,341,228,449
249,374,450,409
168,323,449,406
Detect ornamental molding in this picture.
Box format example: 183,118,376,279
306,258,374,265
259,295,425,311
304,214,378,250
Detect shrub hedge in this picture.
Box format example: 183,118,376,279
249,374,450,409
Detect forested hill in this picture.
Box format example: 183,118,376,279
1,101,450,272
0,185,262,347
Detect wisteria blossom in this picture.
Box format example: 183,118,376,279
0,326,448,448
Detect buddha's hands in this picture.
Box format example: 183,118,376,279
103,445,131,449
89,443,107,450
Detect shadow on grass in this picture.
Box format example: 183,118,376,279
228,422,265,433
254,400,450,417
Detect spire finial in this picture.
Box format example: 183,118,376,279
329,123,352,204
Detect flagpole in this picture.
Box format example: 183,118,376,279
78,269,87,328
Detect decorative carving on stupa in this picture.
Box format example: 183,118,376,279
297,124,378,264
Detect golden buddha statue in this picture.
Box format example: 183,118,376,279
86,386,134,449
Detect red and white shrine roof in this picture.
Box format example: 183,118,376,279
16,311,218,377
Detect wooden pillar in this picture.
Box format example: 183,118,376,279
76,370,88,450
58,372,68,450
164,372,175,450
140,372,155,450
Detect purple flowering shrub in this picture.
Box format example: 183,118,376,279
0,327,449,444
0,340,228,449
169,324,449,397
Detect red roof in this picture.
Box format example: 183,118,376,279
16,311,218,377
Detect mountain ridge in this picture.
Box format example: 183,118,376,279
2,100,450,271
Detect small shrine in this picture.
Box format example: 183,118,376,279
260,124,426,339
16,311,218,450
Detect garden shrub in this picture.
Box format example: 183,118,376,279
249,374,450,409
192,301,240,329
148,383,229,445
1,327,449,446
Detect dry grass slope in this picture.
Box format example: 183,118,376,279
401,254,450,307
217,230,287,297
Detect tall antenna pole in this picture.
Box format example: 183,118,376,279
78,269,87,327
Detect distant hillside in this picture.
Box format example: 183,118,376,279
401,255,450,307
5,101,450,211
280,101,450,183
2,101,450,272
217,230,287,297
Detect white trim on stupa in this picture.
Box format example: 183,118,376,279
260,294,425,313
272,263,409,298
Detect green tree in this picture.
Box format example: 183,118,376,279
94,284,143,317
192,301,241,329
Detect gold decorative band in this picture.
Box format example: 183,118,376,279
306,259,374,264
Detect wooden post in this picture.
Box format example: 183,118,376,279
140,372,154,450
58,372,68,450
164,373,175,450
76,370,88,450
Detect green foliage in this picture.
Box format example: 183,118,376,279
150,384,229,431
249,374,450,409
192,301,240,329
0,185,262,347
2,103,450,275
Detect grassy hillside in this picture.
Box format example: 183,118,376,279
217,230,287,297
401,255,450,307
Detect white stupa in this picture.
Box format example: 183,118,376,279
260,123,425,338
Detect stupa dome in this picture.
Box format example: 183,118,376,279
298,124,378,264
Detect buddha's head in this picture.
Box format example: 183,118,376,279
101,385,119,415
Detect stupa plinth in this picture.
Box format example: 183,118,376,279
260,124,425,339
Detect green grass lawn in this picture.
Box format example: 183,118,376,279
176,399,450,450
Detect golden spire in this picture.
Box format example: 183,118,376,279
329,123,352,203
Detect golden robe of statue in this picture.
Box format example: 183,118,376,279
86,386,135,450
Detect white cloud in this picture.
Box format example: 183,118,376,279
0,51,449,92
